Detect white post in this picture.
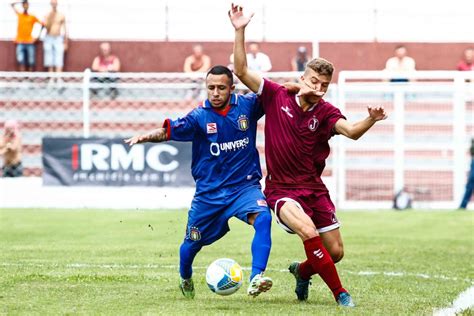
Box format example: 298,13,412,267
312,41,320,58
82,68,91,138
452,74,467,207
393,89,405,194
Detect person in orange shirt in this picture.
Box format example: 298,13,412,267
11,0,44,71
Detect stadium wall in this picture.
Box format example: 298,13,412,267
0,41,471,76
0,40,312,73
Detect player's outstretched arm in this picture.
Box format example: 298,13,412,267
229,3,262,93
335,106,387,140
124,128,167,146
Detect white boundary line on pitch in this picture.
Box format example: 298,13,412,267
433,286,474,316
1,262,472,284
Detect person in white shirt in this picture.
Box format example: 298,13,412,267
246,42,272,73
384,45,416,82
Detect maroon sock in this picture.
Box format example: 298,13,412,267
303,236,346,298
298,260,314,280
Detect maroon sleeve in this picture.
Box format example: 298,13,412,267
259,78,285,111
324,102,346,137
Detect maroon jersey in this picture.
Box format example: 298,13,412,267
259,79,344,191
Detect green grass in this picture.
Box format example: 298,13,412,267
0,209,473,315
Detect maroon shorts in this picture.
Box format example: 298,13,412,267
264,187,340,233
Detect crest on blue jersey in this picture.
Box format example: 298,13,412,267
238,115,249,131
189,226,201,241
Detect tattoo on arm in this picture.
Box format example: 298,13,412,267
147,128,167,143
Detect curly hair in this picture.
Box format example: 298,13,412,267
306,58,334,77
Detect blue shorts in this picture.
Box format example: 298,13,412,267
16,43,36,67
184,184,270,246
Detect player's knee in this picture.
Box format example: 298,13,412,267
180,239,202,255
253,211,272,230
328,244,344,263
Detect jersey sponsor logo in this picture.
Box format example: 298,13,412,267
209,137,250,156
238,115,249,131
207,123,218,134
188,226,201,241
308,116,319,132
281,106,294,118
257,199,268,207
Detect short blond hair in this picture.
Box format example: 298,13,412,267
306,58,334,77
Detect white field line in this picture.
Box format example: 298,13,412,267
1,262,472,284
433,286,474,316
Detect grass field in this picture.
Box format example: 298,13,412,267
1,209,473,315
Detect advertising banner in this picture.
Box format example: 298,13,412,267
42,138,194,186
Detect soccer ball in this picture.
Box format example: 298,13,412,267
205,258,243,296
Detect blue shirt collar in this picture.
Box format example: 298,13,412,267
203,93,238,109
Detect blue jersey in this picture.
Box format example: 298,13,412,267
163,93,264,196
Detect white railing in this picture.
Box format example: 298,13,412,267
1,70,473,209
337,71,473,209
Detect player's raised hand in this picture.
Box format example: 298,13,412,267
367,106,388,121
228,3,254,30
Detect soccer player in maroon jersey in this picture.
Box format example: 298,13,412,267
229,3,387,307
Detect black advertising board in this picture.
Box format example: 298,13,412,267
42,138,194,186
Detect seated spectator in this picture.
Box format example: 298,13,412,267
246,42,272,72
183,45,211,73
291,46,309,72
0,120,23,177
384,45,416,82
457,48,473,71
11,0,44,71
91,42,121,99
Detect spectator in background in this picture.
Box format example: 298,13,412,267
183,45,211,101
291,46,309,72
183,45,211,73
384,45,416,82
459,139,474,210
10,0,44,71
43,0,68,75
91,42,121,99
457,48,473,71
0,120,23,177
247,42,272,72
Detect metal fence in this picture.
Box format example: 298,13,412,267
1,70,473,209
337,71,474,209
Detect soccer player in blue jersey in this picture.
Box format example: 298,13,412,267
124,65,273,299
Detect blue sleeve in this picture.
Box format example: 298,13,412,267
241,92,264,120
163,108,200,142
